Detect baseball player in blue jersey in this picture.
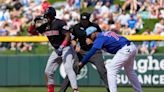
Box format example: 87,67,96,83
78,26,142,92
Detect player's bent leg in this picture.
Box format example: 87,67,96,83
106,48,129,92
124,65,142,92
63,46,79,91
124,48,142,92
64,57,78,90
45,51,61,92
106,62,122,92
59,50,80,92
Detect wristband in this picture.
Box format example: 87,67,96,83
61,40,68,47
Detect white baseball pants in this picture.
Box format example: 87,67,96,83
105,43,142,92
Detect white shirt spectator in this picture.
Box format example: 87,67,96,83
64,3,76,12
0,10,11,23
95,1,103,10
153,22,164,34
117,13,130,26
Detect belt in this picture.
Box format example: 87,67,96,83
127,41,131,46
120,41,131,49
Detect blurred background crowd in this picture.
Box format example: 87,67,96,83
0,0,164,55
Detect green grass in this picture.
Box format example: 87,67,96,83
0,87,163,92
48,0,65,4
139,19,159,34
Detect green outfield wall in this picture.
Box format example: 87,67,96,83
0,54,164,86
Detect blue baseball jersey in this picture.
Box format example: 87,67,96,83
93,31,130,54
81,31,130,64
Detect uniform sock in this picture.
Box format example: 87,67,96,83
48,84,54,92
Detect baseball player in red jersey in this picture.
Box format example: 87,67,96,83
28,7,79,92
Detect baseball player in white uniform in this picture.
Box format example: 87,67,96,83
78,26,142,92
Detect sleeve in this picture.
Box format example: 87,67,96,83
27,24,39,35
61,21,70,34
35,23,47,34
92,37,105,49
81,47,98,65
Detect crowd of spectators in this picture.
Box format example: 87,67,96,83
0,0,80,52
0,0,164,54
82,0,164,54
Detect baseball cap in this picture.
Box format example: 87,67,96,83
80,12,90,20
86,26,97,36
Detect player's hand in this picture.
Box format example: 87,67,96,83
78,62,83,69
56,47,63,56
76,62,83,74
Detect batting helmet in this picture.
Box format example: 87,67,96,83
44,7,56,19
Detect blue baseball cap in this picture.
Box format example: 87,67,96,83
86,26,97,36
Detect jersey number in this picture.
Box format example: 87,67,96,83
104,32,119,41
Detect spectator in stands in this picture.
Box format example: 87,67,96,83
149,40,158,55
109,4,121,13
8,16,22,51
117,11,130,27
153,18,164,34
120,24,131,35
21,9,33,26
75,0,81,10
41,0,51,11
136,15,143,30
0,23,9,51
65,0,76,12
149,9,158,19
97,18,109,31
127,14,138,34
11,16,22,35
9,30,23,51
0,23,8,36
13,0,23,16
108,13,115,25
34,0,42,5
20,42,33,52
159,0,164,8
0,5,11,26
21,0,30,7
139,28,153,55
138,0,151,12
122,0,140,13
95,1,103,10
99,1,111,19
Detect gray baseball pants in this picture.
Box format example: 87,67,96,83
59,49,109,92
45,46,78,89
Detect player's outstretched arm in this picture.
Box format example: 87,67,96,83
79,47,98,68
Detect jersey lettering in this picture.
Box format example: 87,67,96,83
43,30,59,36
104,32,119,41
